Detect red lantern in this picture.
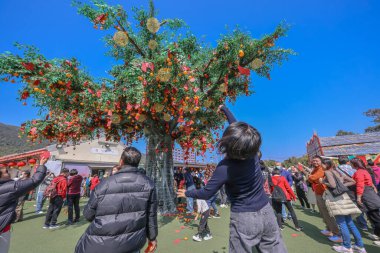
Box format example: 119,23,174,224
8,162,16,167
0,164,6,168
28,158,36,165
17,161,26,168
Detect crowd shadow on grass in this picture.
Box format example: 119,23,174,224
297,219,334,246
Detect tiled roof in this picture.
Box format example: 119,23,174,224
319,132,380,147
323,142,380,156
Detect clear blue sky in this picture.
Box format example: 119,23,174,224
0,0,379,161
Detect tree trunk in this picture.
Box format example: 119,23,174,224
145,134,177,214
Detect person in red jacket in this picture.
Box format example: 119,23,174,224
351,158,380,241
271,168,302,231
90,175,100,193
67,169,83,225
43,168,69,229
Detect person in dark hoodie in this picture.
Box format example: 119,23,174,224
0,157,48,253
67,169,83,225
75,147,157,253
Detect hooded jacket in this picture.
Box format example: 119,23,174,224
0,165,46,231
75,165,157,253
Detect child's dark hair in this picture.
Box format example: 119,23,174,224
70,169,78,176
217,122,261,160
272,168,281,175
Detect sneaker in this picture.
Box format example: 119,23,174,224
329,235,343,243
332,246,353,253
368,234,380,240
296,227,303,231
352,245,367,253
49,225,60,230
321,230,333,236
42,225,49,229
373,241,380,246
37,211,44,214
220,204,225,208
66,221,73,226
203,233,213,241
213,214,221,219
192,234,203,242
280,226,285,231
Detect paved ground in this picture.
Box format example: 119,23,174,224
9,199,380,253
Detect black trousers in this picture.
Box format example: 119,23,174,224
273,200,300,228
67,194,81,222
296,188,310,209
45,196,64,225
198,209,211,235
367,209,380,237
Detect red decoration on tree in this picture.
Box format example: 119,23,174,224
21,62,35,71
238,66,250,76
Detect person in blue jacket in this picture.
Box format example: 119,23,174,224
178,106,287,253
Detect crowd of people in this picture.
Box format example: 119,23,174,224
1,105,380,253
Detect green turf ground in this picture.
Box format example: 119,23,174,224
9,199,380,253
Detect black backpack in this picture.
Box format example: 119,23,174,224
272,178,287,203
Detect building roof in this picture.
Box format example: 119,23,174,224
309,132,380,157
0,148,47,163
323,142,380,157
319,132,380,147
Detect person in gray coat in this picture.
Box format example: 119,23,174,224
75,147,158,253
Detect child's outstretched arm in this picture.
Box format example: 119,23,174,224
219,105,237,124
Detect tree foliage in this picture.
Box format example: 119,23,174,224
364,109,380,133
336,130,356,136
0,0,293,157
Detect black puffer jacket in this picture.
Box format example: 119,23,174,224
75,165,158,253
0,165,47,231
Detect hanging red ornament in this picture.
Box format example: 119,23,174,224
28,158,36,165
17,161,26,167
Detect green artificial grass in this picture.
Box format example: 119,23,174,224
9,200,380,253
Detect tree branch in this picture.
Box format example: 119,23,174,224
115,19,146,58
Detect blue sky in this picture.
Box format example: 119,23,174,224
0,0,379,161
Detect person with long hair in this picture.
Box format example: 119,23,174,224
321,159,366,253
178,106,286,253
351,158,380,246
308,156,341,242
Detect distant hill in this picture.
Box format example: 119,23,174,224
0,123,48,157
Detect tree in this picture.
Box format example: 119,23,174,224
336,130,356,136
0,0,293,213
364,109,380,133
263,160,277,168
282,155,308,168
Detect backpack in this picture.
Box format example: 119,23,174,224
44,179,64,199
272,178,287,203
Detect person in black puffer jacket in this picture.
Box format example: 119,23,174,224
75,147,158,253
0,157,48,253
